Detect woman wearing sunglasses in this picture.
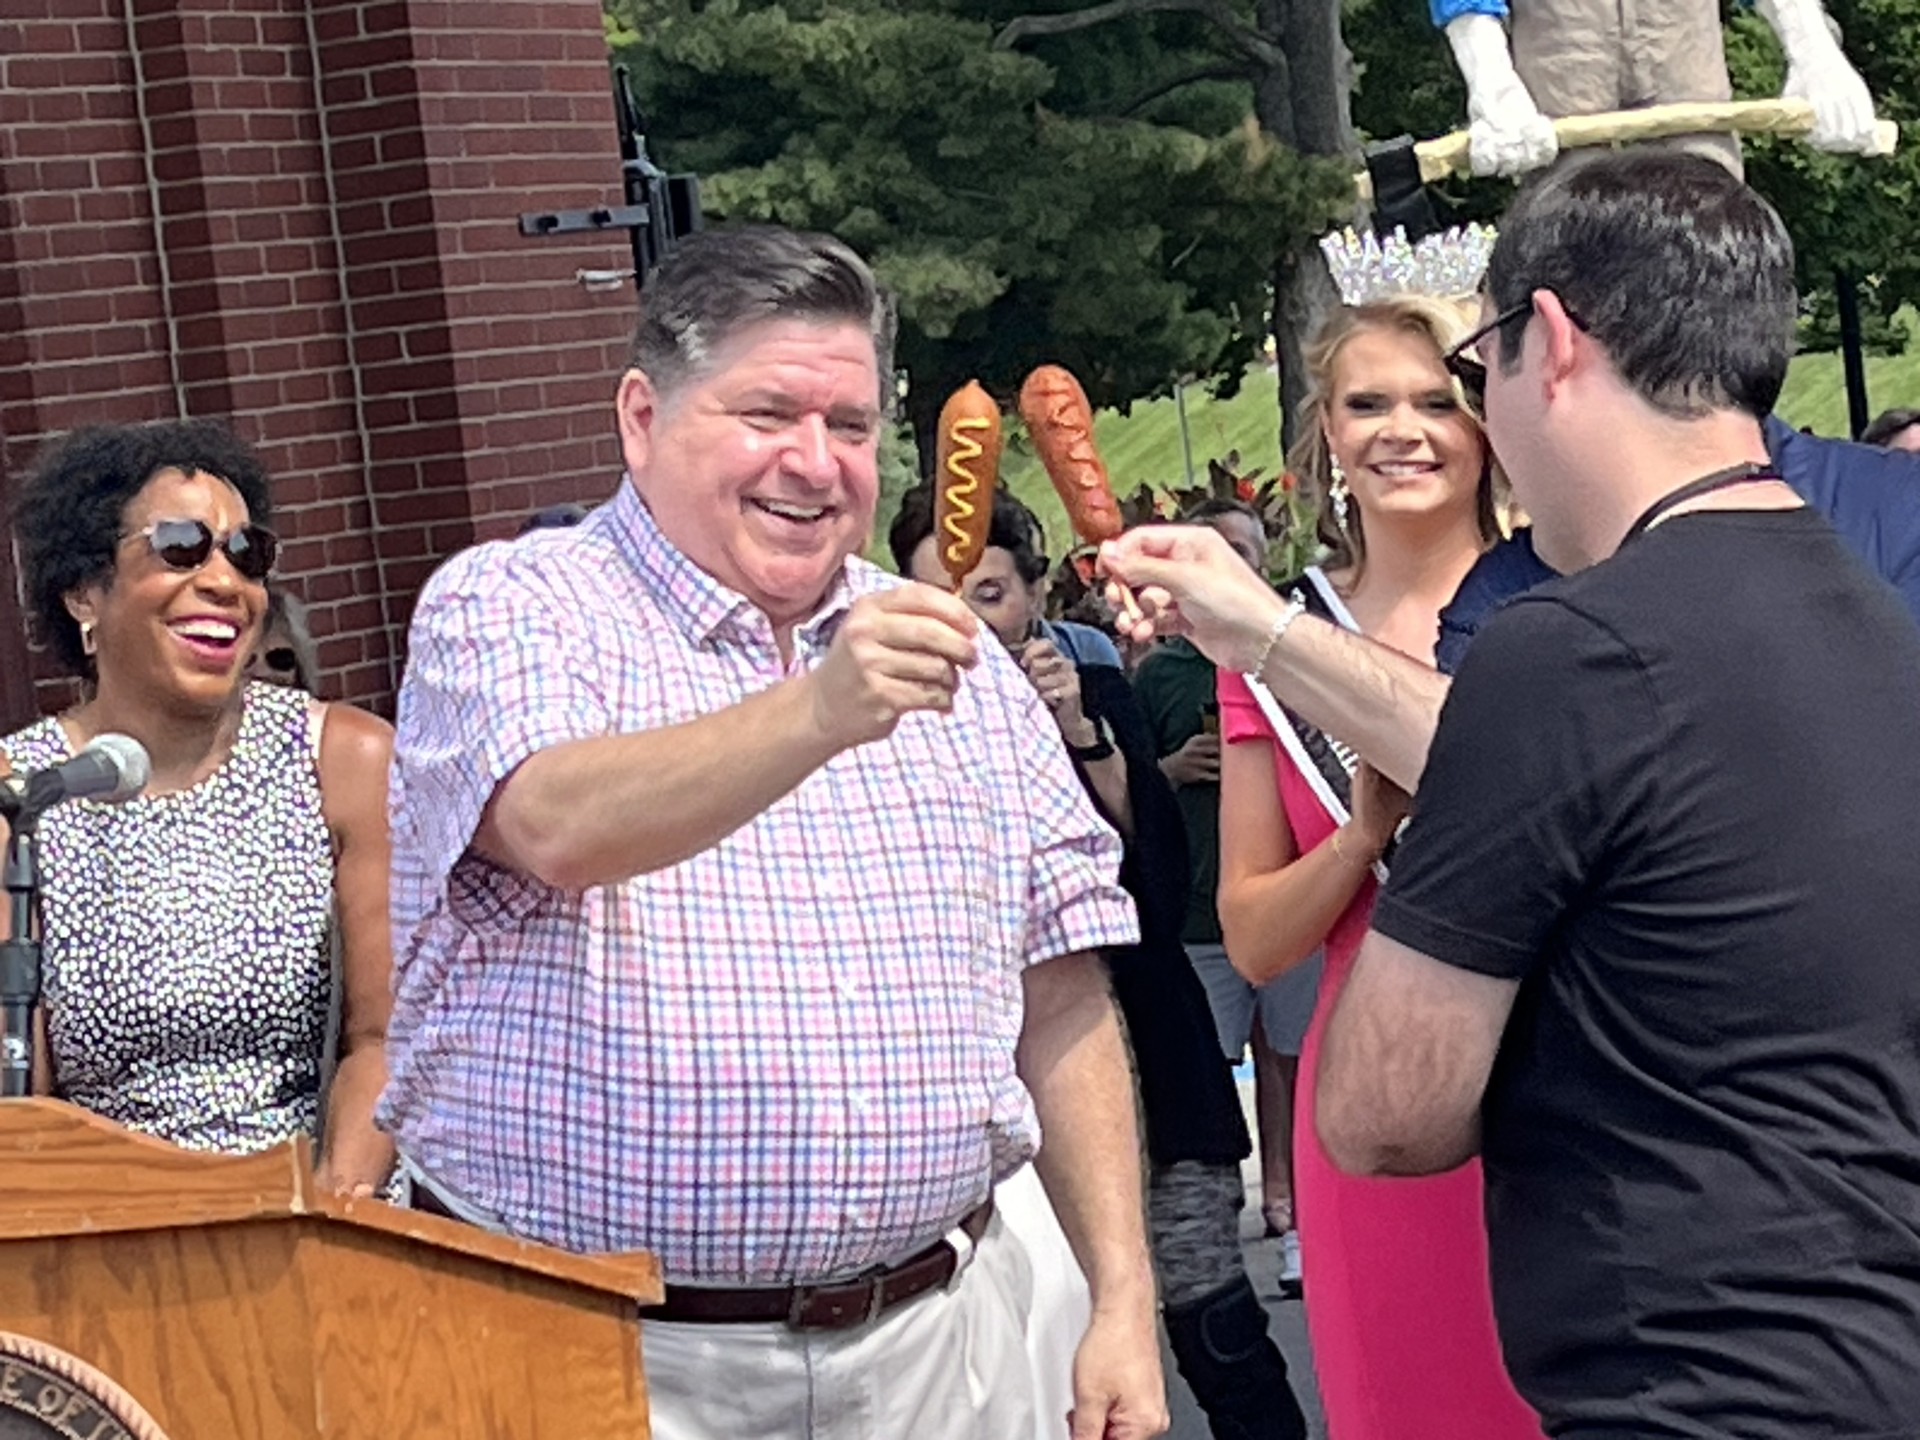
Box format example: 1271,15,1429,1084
249,588,321,693
1210,294,1540,1440
0,420,395,1197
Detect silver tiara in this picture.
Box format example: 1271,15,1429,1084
1319,223,1497,307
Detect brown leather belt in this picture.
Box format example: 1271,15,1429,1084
646,1199,996,1331
410,1182,995,1333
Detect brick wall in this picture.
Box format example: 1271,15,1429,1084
0,0,637,724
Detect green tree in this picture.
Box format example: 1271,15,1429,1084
987,0,1369,439
606,0,1353,462
1727,0,1920,355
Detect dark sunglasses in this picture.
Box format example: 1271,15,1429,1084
1443,296,1592,406
129,518,278,581
1442,299,1536,406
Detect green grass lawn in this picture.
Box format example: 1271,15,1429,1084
988,340,1920,561
1774,344,1920,437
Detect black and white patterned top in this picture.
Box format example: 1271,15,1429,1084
1,681,335,1154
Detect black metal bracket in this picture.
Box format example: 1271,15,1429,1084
515,65,702,293
518,206,654,238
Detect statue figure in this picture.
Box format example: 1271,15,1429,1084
1432,0,1883,176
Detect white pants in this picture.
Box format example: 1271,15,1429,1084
642,1212,1040,1440
995,1163,1090,1440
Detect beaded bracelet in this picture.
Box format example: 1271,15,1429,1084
1248,595,1307,679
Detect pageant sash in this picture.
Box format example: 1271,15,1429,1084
1243,567,1390,884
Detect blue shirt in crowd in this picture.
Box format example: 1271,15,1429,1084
1437,418,1920,673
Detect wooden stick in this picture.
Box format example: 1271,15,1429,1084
1082,552,1145,625
1353,98,1900,200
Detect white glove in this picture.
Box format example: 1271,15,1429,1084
1446,14,1560,177
1757,0,1888,155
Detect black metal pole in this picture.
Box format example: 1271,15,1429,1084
614,65,669,288
517,66,700,290
0,825,44,1098
1836,270,1871,440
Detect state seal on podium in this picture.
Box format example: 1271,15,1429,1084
0,1333,170,1440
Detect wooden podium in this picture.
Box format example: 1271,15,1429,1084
0,1099,662,1438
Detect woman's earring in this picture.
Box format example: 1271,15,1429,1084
1328,458,1351,533
80,620,97,656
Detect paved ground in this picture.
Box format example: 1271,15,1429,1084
1163,1077,1327,1440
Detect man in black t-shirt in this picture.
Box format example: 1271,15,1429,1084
1341,154,1920,1436
1106,151,1920,1438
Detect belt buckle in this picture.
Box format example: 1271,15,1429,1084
787,1272,885,1332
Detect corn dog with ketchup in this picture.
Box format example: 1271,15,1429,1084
1018,364,1140,619
934,380,1002,589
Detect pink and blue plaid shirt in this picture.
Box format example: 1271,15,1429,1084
381,481,1139,1285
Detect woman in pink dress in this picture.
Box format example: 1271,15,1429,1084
1216,294,1541,1440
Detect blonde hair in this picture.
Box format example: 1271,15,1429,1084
1286,293,1502,580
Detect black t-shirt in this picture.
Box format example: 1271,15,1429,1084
1373,510,1920,1439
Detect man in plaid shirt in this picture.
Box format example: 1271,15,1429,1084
381,225,1167,1440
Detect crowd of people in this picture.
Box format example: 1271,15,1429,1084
4,146,1920,1440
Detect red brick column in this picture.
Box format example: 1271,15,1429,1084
0,2,181,721
308,0,637,697
0,0,637,721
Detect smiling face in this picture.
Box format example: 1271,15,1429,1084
618,317,884,631
904,538,1039,651
66,468,268,715
1323,324,1487,537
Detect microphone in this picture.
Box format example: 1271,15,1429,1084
1,735,146,1095
0,733,151,822
0,737,144,1098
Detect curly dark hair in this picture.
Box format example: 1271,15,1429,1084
12,420,274,676
886,482,1050,585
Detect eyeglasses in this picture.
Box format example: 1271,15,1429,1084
1442,299,1536,407
1443,296,1591,407
128,518,278,581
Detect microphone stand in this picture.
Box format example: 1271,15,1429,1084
0,816,42,1098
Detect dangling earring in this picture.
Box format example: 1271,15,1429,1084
80,620,97,656
1328,458,1351,534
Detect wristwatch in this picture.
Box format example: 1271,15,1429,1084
1067,716,1116,764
